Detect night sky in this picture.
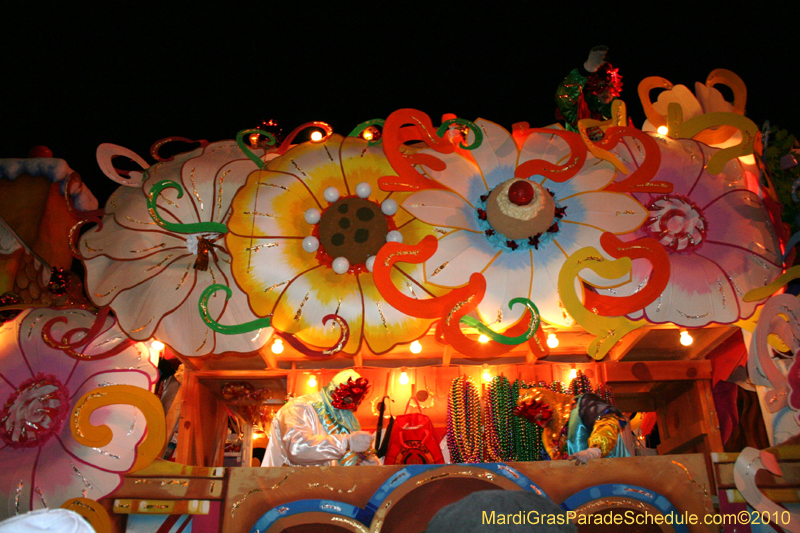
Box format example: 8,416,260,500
3,4,797,205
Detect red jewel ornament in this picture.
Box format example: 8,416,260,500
508,180,534,206
331,377,370,411
513,399,554,427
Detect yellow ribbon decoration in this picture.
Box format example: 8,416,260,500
743,265,800,303
577,100,629,174
71,385,166,473
667,103,758,175
61,498,112,533
558,247,647,360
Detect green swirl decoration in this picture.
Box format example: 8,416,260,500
236,128,278,169
437,118,483,150
348,119,386,146
459,298,540,345
147,180,228,234
199,284,272,334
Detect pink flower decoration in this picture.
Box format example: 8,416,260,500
599,135,782,326
0,309,158,519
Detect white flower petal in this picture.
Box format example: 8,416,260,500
476,251,533,330
403,190,481,231
472,119,518,189
424,231,499,288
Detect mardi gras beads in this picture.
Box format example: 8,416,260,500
446,375,482,463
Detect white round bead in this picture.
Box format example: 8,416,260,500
304,208,321,225
323,187,340,203
355,182,372,198
302,236,320,253
332,256,350,274
381,198,398,216
365,255,376,272
385,230,403,243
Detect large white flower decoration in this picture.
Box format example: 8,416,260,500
78,140,273,356
0,308,158,518
401,119,648,328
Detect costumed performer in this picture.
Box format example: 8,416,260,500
554,45,623,133
263,369,378,467
515,387,630,464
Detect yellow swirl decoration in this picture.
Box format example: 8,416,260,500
557,247,647,360
577,100,629,174
743,265,800,303
588,415,623,457
71,385,166,473
666,103,759,174
61,498,112,533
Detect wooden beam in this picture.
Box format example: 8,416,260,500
603,360,712,382
607,327,650,361
686,326,739,360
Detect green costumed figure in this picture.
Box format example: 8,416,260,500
555,46,623,132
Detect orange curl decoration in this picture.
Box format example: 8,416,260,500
377,109,454,192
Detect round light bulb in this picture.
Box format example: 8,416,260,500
482,368,492,382
304,208,321,225
410,340,422,354
399,371,409,385
355,182,371,198
381,198,398,216
546,333,559,348
323,187,340,203
362,129,374,141
271,339,284,354
332,256,350,274
302,236,320,253
478,334,489,343
307,375,317,388
680,330,693,346
249,133,260,147
151,340,165,352
568,368,578,381
310,131,323,142
657,125,669,135
386,230,403,243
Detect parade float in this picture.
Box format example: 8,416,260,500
1,61,799,533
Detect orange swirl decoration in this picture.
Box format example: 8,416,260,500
373,236,536,358
71,384,166,473
582,233,670,316
377,109,455,192
513,127,587,183
61,498,112,533
596,127,672,194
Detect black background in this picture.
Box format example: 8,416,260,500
3,3,797,205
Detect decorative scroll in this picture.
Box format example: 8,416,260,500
747,293,800,415
42,306,135,360
513,127,587,183
377,109,464,192
95,143,149,187
71,384,166,473
61,497,112,533
274,314,349,358
638,76,674,130
150,137,209,162
146,180,228,234
235,129,277,169
348,119,385,146
596,128,672,193
272,121,333,155
558,246,647,360
199,284,273,334
374,236,538,358
582,233,670,316
667,104,759,175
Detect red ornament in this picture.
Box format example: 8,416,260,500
508,180,534,206
331,377,370,410
514,399,554,427
28,146,53,158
